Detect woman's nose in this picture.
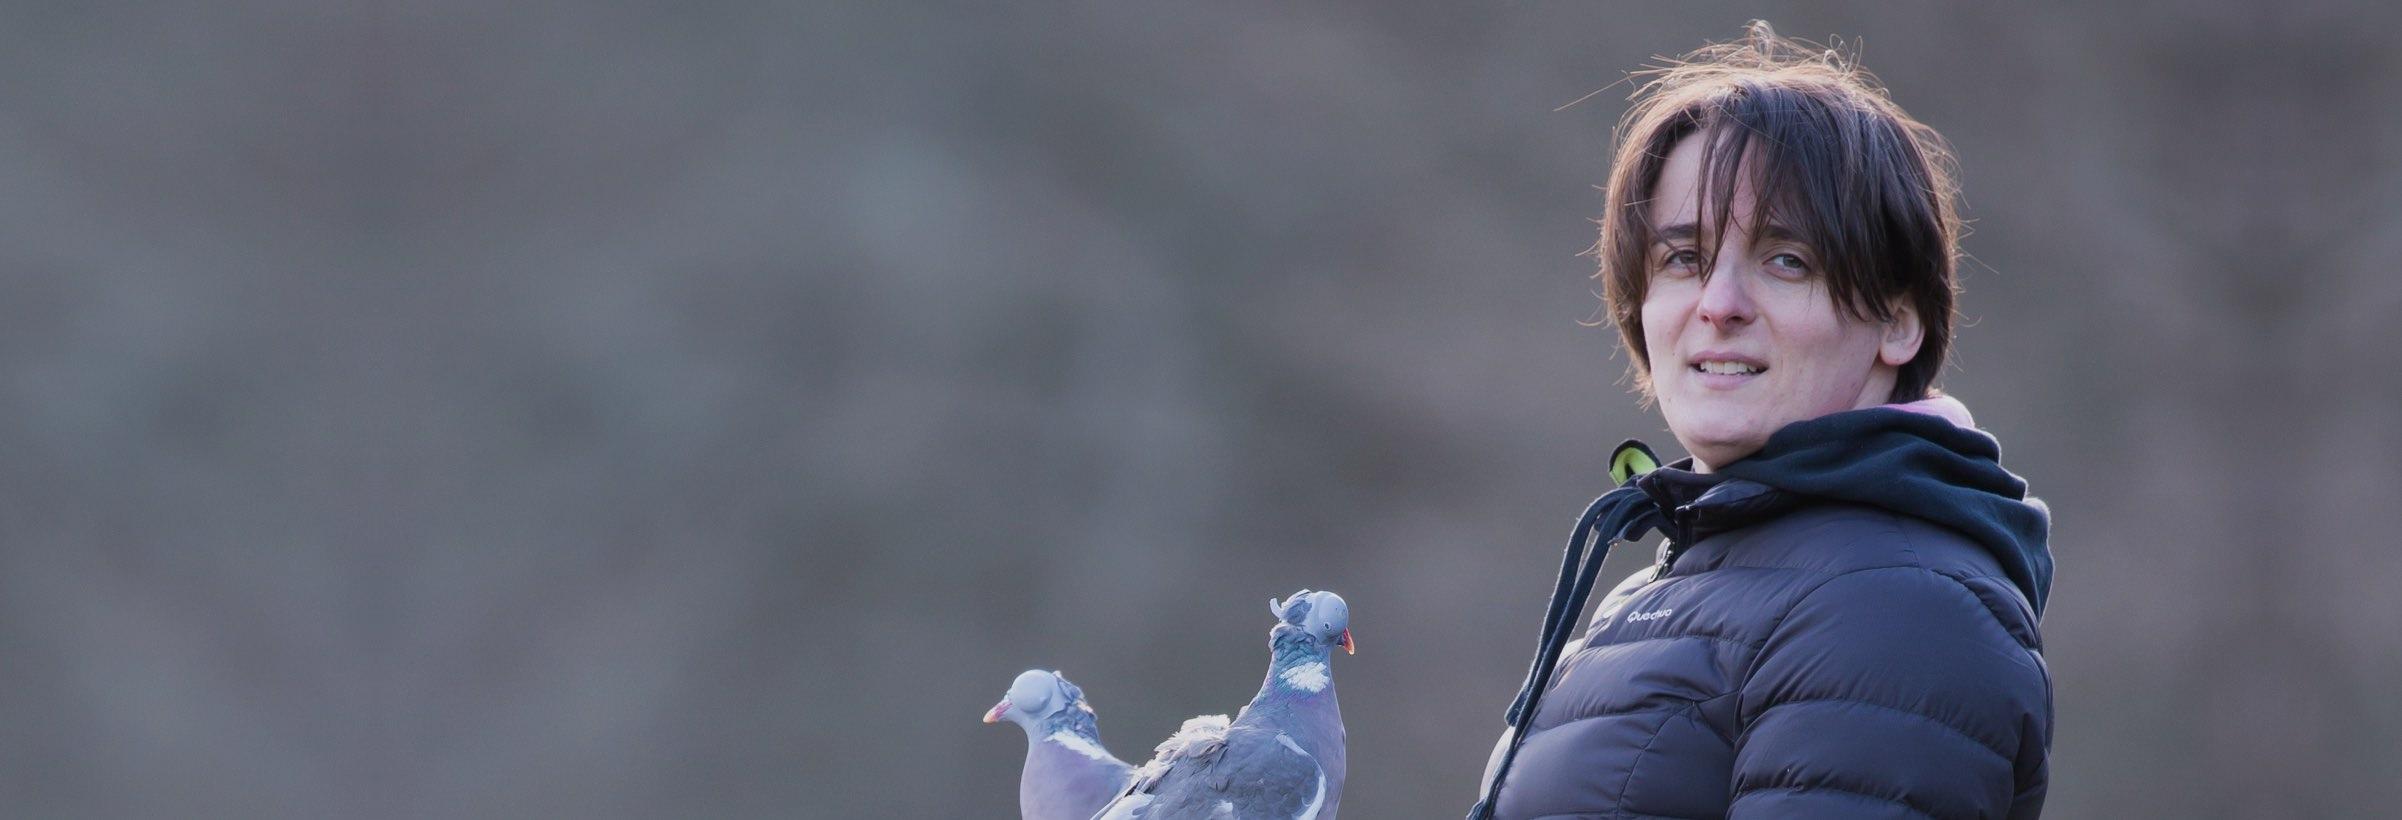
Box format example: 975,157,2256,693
1695,262,1756,329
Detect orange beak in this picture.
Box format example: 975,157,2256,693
1338,629,1355,655
982,699,1010,723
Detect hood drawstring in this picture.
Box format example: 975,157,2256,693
1469,467,1668,820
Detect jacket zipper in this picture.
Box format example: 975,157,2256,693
1655,504,1699,575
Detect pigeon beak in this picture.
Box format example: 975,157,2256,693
983,699,1010,724
1338,629,1355,655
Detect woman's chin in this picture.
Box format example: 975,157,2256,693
1671,419,1768,469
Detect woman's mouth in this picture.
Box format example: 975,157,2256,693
1689,356,1766,387
1693,360,1764,375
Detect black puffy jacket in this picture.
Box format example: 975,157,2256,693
1478,400,2054,819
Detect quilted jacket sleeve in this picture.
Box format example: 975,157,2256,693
1729,566,2051,819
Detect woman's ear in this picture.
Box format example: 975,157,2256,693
1879,300,1925,368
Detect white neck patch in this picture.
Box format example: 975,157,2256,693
1047,730,1117,763
1279,661,1330,692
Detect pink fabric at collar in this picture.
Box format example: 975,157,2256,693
1883,394,1977,429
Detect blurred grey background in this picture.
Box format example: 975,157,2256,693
0,1,2395,817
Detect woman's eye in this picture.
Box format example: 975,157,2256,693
1658,248,1702,275
1767,252,1813,276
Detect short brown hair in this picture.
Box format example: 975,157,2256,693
1596,21,1961,403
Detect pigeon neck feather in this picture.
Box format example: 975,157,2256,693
1256,625,1336,701
1035,701,1103,742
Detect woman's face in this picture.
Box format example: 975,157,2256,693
1639,134,1921,472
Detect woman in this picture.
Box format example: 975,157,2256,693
1471,24,2054,819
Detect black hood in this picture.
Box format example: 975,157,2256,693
1645,406,2054,617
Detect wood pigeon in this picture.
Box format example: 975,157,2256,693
1093,589,1353,819
984,669,1135,820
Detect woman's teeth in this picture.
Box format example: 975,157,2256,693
1694,361,1762,375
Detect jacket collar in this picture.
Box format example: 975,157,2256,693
1634,459,1804,546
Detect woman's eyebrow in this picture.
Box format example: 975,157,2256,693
1651,221,1809,247
1758,223,1812,246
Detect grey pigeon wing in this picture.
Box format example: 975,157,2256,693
1204,728,1329,819
1101,725,1327,820
1090,716,1229,820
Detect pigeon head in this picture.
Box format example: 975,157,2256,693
1269,589,1355,655
983,669,1087,728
